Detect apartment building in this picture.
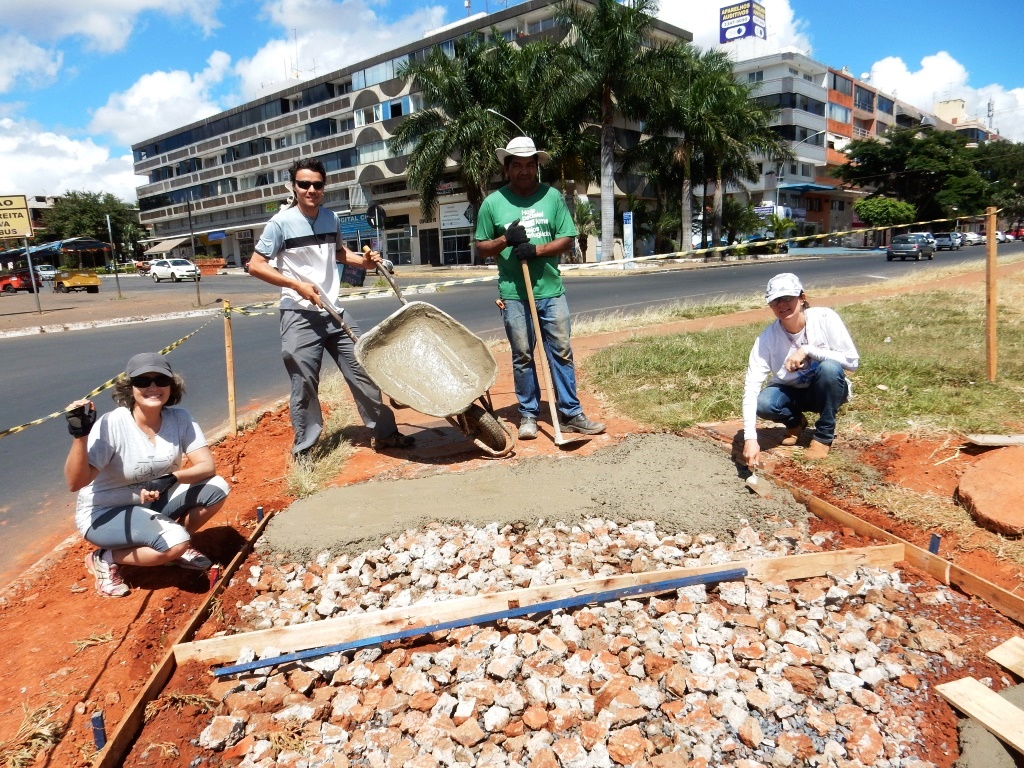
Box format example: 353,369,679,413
132,0,691,268
731,52,955,243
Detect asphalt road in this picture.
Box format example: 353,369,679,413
0,244,1015,582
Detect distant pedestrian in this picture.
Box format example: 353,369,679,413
742,273,859,468
474,136,605,440
64,353,230,597
247,158,414,455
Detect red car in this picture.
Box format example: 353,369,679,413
1,271,42,294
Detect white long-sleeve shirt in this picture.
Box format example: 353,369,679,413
742,306,860,440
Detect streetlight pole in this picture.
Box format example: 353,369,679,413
105,214,124,300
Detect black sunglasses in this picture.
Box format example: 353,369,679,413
131,374,172,388
294,180,325,191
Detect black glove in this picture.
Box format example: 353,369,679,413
512,242,537,261
66,404,96,438
144,474,177,496
504,219,529,247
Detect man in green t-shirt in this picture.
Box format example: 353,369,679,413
475,136,605,441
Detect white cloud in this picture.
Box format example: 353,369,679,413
0,34,63,93
0,117,143,200
233,0,447,99
89,52,231,147
6,0,221,53
658,0,812,55
868,53,1024,142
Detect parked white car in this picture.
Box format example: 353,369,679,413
31,263,58,280
960,232,985,246
932,232,960,251
150,258,200,282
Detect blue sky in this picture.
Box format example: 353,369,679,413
2,0,1021,201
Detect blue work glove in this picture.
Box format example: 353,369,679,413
66,404,96,438
512,242,537,261
144,474,177,497
504,219,529,247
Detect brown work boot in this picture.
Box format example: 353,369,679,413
780,415,808,446
804,439,831,460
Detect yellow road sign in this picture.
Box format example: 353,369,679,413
0,195,33,239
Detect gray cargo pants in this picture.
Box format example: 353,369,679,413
280,308,397,455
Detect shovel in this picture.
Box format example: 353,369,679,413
520,260,589,448
745,472,773,499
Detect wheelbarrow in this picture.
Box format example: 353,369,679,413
351,263,516,457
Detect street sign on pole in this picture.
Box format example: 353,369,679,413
1,195,34,239
622,211,634,270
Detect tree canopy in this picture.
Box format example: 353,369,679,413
40,191,140,254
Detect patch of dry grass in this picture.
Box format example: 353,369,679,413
143,693,216,724
70,632,114,654
286,371,357,498
0,705,63,768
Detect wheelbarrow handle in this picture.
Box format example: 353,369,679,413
363,246,406,305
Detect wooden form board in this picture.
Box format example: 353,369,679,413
174,543,903,665
964,434,1024,447
94,509,277,768
935,677,1024,756
777,479,1024,626
988,636,1024,678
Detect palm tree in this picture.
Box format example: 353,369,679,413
642,46,736,252
707,86,788,245
388,35,511,229
550,0,679,262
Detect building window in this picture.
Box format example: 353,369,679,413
354,104,383,127
854,86,874,112
805,198,822,212
307,118,338,141
830,200,845,211
442,228,474,265
801,163,812,177
789,67,799,76
386,229,413,265
789,163,798,176
803,73,814,82
526,16,559,35
747,70,764,83
877,95,895,115
828,103,851,123
829,72,853,95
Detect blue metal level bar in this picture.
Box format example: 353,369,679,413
215,567,748,677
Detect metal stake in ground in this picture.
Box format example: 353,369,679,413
519,259,588,447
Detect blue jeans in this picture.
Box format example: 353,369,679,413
501,294,582,420
756,359,849,445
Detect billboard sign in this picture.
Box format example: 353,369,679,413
719,2,766,44
440,202,475,230
0,195,33,239
754,204,775,219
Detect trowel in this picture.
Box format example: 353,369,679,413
745,471,773,499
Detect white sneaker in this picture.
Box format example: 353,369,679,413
85,549,130,597
172,547,212,571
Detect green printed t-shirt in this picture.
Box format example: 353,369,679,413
474,184,577,301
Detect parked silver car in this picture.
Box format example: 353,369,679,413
886,234,934,261
933,232,960,251
150,258,200,282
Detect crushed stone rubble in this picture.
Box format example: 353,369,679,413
196,518,970,767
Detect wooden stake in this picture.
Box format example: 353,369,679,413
986,205,998,382
223,300,237,435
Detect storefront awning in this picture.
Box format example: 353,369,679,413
778,183,836,193
143,237,189,256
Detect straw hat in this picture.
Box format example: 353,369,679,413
496,136,551,165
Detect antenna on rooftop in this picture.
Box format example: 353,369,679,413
465,0,470,15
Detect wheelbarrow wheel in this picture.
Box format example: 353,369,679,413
465,404,512,454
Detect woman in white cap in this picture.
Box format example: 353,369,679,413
741,273,859,467
64,352,230,597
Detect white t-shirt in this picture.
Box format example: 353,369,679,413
742,306,860,440
255,205,344,312
75,406,206,533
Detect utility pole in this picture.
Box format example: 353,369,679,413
187,193,201,306
105,214,124,300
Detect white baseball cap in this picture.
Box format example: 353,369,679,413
765,273,804,304
496,136,551,165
